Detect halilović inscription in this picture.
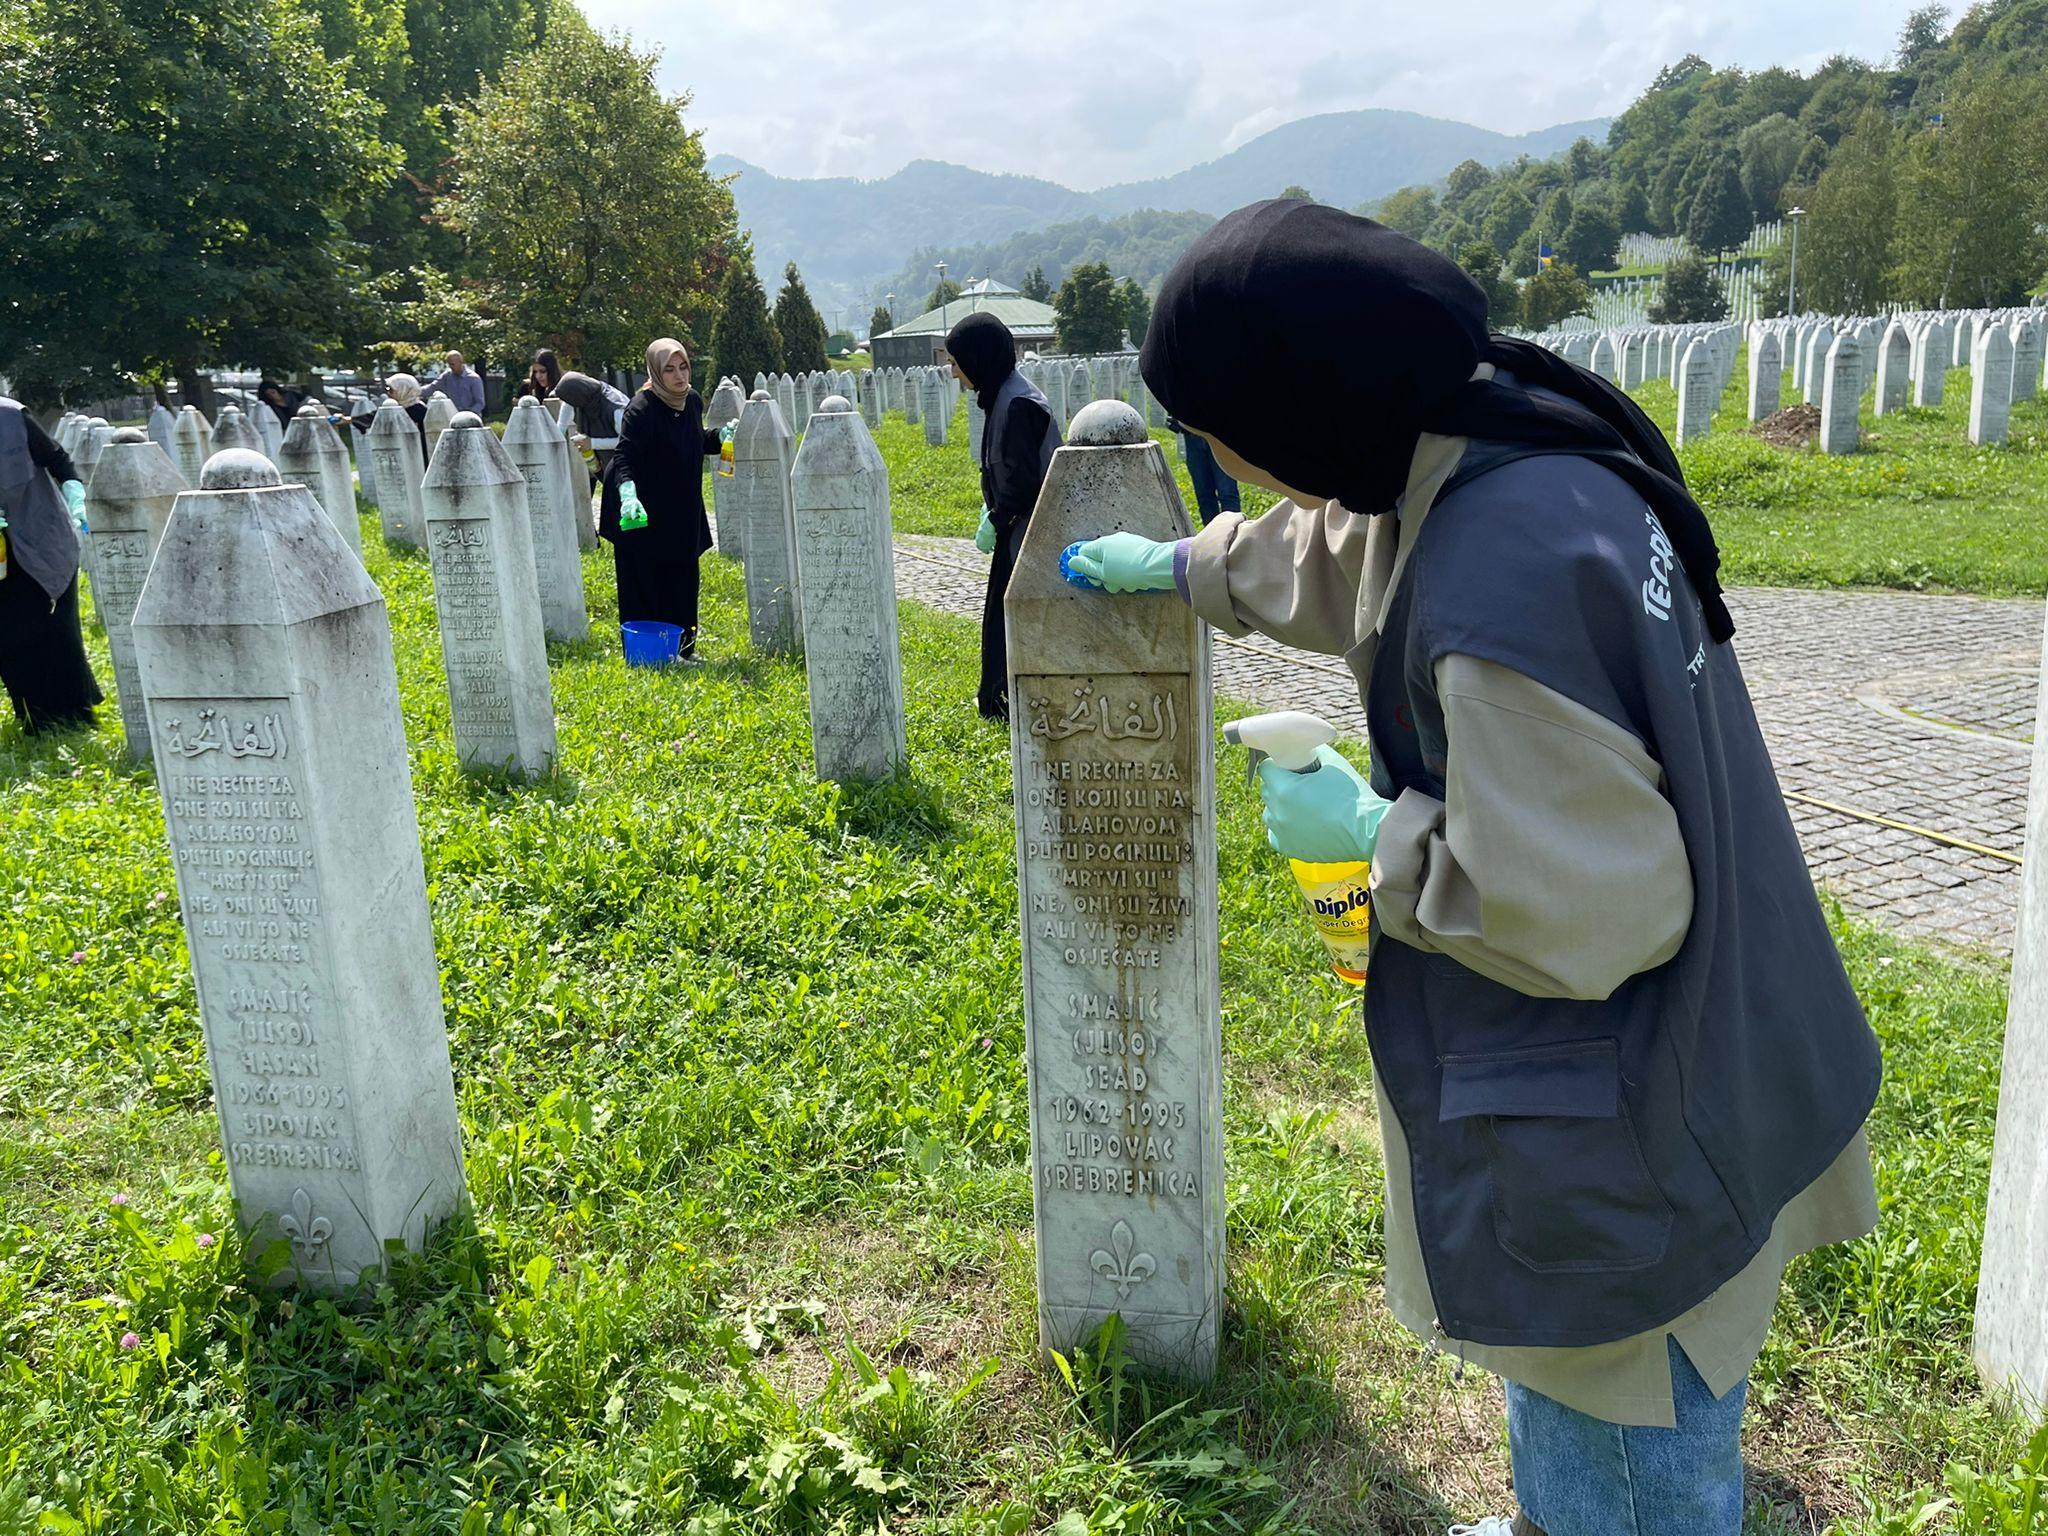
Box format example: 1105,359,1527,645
1007,400,1223,1378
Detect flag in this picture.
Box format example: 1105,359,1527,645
1539,242,1555,270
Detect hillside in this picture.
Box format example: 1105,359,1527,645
713,107,1611,316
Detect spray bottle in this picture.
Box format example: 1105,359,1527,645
717,420,736,477
1224,710,1372,986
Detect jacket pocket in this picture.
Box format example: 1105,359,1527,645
1439,1039,1673,1275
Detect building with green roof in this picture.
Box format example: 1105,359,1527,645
869,279,1058,371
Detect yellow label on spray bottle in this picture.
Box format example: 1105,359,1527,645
1289,858,1371,985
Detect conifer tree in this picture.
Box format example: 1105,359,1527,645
773,263,830,373
709,252,782,387
868,303,894,341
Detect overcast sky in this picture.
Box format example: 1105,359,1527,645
578,1,1920,190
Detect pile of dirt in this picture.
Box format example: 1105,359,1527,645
1752,402,1821,448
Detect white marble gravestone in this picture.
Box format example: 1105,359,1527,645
791,398,906,782
1874,322,1913,416
1977,589,2048,1412
1802,325,1835,406
775,373,798,434
968,392,987,463
423,393,459,463
858,370,881,429
1819,334,1863,455
83,429,186,758
1746,330,1782,423
902,370,922,426
1006,399,1224,1379
2011,320,2042,406
420,416,558,775
921,371,949,446
1971,325,2015,447
367,403,427,548
734,391,803,654
130,450,465,1290
276,405,361,556
211,405,265,458
1675,340,1716,446
500,398,590,643
147,403,177,456
1913,321,1949,408
706,379,747,561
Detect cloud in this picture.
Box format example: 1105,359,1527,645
589,0,1915,188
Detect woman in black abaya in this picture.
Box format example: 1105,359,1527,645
603,338,719,661
0,399,101,734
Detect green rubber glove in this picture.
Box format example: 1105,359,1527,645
1257,745,1389,863
1062,531,1178,593
974,507,997,554
62,479,87,531
618,480,647,531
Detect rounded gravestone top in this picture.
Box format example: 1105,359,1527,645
449,411,483,429
89,416,109,428
200,449,282,489
180,404,202,416
820,395,853,413
296,402,324,418
750,389,772,402
112,427,148,443
513,394,542,410
1068,399,1147,446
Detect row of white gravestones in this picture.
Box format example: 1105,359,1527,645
1005,400,1224,1378
130,449,465,1290
419,416,558,777
734,390,803,654
791,398,906,782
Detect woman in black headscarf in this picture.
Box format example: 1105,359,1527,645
0,399,101,734
1065,201,1881,1536
946,310,1060,719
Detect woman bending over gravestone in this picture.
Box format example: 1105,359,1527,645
1065,200,1882,1536
0,397,101,734
383,372,429,446
603,339,719,662
945,311,1061,720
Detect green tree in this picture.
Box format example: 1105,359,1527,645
925,277,963,311
1519,261,1593,328
1445,159,1493,202
1116,277,1152,345
1801,106,1900,310
1375,185,1438,238
867,303,894,340
1457,243,1517,326
1020,264,1052,301
0,0,388,403
773,262,829,373
1891,72,2048,308
1559,202,1622,273
1053,262,1124,353
1482,185,1536,256
1686,150,1751,253
433,5,736,368
707,247,781,386
1737,114,1808,220
1279,184,1316,202
1896,4,1950,70
1648,255,1730,321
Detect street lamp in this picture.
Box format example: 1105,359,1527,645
1785,207,1805,318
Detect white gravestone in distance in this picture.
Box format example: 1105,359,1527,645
902,370,922,426
420,416,558,776
1746,329,1783,423
1971,325,2015,448
775,374,797,433
130,450,464,1291
423,393,459,463
2011,320,2043,406
1675,339,1717,446
84,429,187,758
1006,399,1224,1379
1913,322,1949,408
211,405,266,458
1977,586,2048,1411
500,398,590,643
706,379,747,561
367,402,427,548
1819,334,1864,455
1802,325,1835,406
734,391,803,655
276,405,361,556
791,398,907,782
147,402,177,456
921,370,949,447
1875,322,1913,416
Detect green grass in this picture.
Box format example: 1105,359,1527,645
0,488,2041,1531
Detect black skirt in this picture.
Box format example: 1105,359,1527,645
0,569,102,734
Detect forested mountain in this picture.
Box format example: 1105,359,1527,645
875,211,1219,318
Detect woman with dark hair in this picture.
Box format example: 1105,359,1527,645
1065,200,1882,1536
0,398,100,734
603,338,719,661
945,309,1060,720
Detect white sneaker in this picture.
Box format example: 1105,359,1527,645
1448,1521,1518,1536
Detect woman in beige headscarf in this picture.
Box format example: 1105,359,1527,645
383,372,428,447
603,338,722,660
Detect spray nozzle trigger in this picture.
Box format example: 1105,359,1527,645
1224,710,1339,791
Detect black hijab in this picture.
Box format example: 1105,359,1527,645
944,311,1017,410
1141,200,1734,642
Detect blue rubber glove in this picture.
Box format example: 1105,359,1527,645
62,479,87,532
1257,745,1389,863
1061,531,1179,593
974,507,997,554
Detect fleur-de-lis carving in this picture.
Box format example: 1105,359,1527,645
1090,1220,1156,1301
277,1187,332,1261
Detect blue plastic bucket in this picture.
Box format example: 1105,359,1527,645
621,621,684,667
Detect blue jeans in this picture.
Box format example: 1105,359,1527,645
1180,433,1240,524
1506,1338,1746,1536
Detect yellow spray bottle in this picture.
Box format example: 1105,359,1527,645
1224,710,1371,986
